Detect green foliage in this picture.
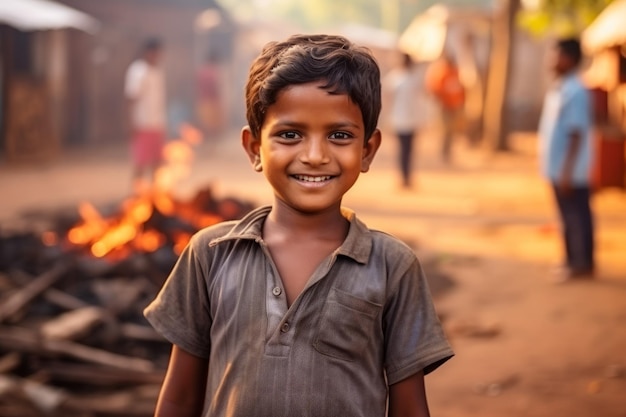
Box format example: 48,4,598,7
217,0,492,33
518,0,615,37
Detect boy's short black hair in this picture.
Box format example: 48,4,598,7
557,38,582,66
402,52,414,69
245,34,382,140
143,37,163,53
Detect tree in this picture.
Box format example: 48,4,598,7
483,0,614,151
216,0,492,33
518,0,615,37
482,0,521,151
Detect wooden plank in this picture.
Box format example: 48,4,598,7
40,306,106,341
0,352,21,373
120,323,165,342
0,374,67,414
63,384,160,417
43,288,89,310
0,263,70,323
45,362,164,386
10,268,89,310
0,325,154,372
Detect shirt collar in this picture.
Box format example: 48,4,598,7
209,205,372,264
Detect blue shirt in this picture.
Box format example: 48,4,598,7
538,72,593,185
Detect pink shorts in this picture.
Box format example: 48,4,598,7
132,130,164,168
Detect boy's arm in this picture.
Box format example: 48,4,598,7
557,86,590,194
558,129,582,194
154,345,209,417
388,371,430,417
126,98,136,136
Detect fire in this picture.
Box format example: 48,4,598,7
152,190,176,216
47,123,249,261
135,229,165,253
91,223,137,258
180,122,203,145
67,202,108,245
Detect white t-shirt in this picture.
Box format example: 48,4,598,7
124,59,166,129
385,67,425,133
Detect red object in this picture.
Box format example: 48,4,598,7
425,59,465,110
592,129,625,189
132,130,164,168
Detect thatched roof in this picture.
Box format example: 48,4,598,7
583,0,626,53
0,0,99,33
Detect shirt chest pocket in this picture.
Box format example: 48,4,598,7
313,288,382,361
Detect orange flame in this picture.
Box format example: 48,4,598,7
180,123,203,145
64,123,219,259
68,202,107,245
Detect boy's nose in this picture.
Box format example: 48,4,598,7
300,137,330,166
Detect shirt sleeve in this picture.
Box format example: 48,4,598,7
383,258,454,385
143,234,212,358
124,61,146,100
560,86,591,135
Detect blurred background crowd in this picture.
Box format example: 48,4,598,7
0,0,624,182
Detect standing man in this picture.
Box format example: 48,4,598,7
125,37,167,188
538,38,595,281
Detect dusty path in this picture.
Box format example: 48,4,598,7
1,130,625,416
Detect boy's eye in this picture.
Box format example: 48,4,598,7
278,131,301,140
329,132,353,140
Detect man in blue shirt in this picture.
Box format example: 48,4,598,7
538,38,595,281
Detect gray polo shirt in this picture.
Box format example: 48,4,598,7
144,206,453,417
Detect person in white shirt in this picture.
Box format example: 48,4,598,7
385,53,425,188
124,37,167,185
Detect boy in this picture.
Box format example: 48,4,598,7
538,38,594,282
125,37,167,187
144,34,453,417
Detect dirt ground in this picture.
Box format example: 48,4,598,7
1,128,625,416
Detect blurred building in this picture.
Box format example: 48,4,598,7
0,0,100,162
0,0,234,162
582,0,626,189
398,4,549,140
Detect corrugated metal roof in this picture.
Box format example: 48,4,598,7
583,0,626,53
0,0,99,33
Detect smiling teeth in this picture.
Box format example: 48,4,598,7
294,175,332,182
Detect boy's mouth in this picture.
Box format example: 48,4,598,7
292,174,333,183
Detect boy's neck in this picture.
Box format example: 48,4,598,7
264,201,349,241
557,67,577,79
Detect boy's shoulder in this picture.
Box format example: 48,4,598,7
189,206,270,248
343,208,418,267
368,227,418,263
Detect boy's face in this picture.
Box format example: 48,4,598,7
551,48,574,76
242,82,380,215
145,49,162,66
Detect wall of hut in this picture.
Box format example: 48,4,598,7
0,25,65,162
58,0,233,144
0,0,233,163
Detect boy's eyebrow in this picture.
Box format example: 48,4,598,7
272,120,362,130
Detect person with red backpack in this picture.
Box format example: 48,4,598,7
425,52,465,163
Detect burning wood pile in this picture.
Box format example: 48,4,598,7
0,127,255,416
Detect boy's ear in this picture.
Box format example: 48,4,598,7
241,126,262,172
361,129,381,173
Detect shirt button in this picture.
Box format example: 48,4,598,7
280,322,290,333
272,286,282,296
